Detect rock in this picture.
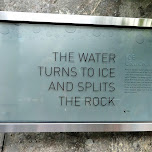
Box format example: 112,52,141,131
85,139,94,147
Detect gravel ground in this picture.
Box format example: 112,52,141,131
2,132,152,152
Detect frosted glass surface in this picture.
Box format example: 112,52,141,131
0,22,152,122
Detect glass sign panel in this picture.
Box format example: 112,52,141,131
0,21,152,123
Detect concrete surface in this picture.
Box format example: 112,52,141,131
1,0,152,18
0,0,152,152
2,132,152,152
0,134,4,151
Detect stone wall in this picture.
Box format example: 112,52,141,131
0,0,152,152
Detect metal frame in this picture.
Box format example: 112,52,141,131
0,11,152,132
0,11,152,27
0,123,152,132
